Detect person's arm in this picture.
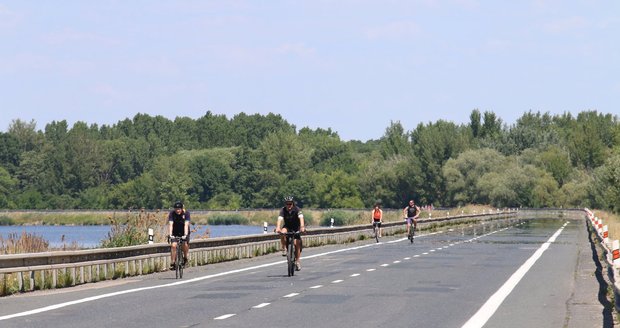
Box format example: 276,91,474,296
168,221,173,236
184,211,190,236
403,207,407,218
379,209,383,222
276,216,283,233
414,206,420,219
371,210,374,224
299,214,305,233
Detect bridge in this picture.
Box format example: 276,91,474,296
0,209,609,327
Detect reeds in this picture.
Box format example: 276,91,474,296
0,232,49,254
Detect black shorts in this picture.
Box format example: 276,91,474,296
373,220,381,227
171,232,190,242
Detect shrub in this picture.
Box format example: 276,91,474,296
320,210,358,226
0,216,14,226
208,214,249,225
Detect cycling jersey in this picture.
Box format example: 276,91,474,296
168,210,191,237
373,208,382,221
405,205,419,218
279,206,303,232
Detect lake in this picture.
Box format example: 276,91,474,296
0,224,277,248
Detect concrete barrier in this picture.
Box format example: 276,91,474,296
0,211,520,295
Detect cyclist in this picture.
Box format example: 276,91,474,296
276,196,305,271
371,202,383,237
403,199,420,237
168,201,190,270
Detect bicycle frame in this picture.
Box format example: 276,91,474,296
280,231,300,277
169,236,186,279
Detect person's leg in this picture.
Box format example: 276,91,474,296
280,227,288,256
294,238,302,270
182,242,189,264
170,242,177,269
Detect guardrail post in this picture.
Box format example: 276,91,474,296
603,225,609,244
330,218,334,228
613,240,620,267
263,222,268,234
148,228,154,244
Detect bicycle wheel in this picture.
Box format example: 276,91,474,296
287,238,295,277
410,226,415,244
176,245,182,279
374,226,379,243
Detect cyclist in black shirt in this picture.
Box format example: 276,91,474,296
403,199,420,237
276,196,305,270
168,201,190,270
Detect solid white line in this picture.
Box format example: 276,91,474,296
461,224,566,328
252,303,270,309
283,293,299,298
214,314,236,320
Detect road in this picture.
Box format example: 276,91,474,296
0,218,606,328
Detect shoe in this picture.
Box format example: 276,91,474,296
183,257,188,267
281,249,286,256
169,262,175,270
295,261,301,271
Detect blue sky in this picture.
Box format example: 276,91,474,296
0,1,618,141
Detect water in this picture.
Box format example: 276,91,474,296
0,224,276,248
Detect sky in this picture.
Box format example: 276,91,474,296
0,1,618,141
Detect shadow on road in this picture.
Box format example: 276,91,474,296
588,227,614,328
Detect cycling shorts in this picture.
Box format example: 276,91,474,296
406,217,417,225
372,220,382,227
171,232,191,242
281,227,302,240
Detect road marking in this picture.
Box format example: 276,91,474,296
393,260,401,264
309,285,323,289
252,303,270,309
332,280,344,283
404,257,411,260
283,293,299,298
0,224,513,322
380,264,389,267
413,255,420,258
350,273,360,277
214,314,236,320
461,223,567,328
430,249,436,252
422,252,429,255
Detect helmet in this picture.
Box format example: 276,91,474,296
284,196,294,203
173,201,184,209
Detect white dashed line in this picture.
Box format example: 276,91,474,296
252,303,270,309
367,268,376,272
414,255,420,258
381,264,389,267
283,293,299,298
422,252,429,255
309,285,323,289
404,257,411,260
393,260,401,264
350,273,360,277
332,280,344,284
215,314,236,320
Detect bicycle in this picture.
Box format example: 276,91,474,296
169,236,187,279
280,231,301,277
407,219,416,244
372,221,381,243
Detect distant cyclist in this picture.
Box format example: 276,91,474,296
403,199,420,237
168,201,190,270
371,203,383,237
276,196,305,271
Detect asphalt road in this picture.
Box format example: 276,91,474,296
0,218,606,328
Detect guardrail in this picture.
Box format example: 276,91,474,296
584,208,620,312
1,210,522,295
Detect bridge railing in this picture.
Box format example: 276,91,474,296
1,210,527,295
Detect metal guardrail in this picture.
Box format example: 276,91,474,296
0,210,526,295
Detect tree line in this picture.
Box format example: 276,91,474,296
0,110,618,213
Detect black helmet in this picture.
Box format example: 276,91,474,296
173,201,184,209
284,196,294,203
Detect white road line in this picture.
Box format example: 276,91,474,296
283,293,299,298
404,257,411,260
430,249,436,252
332,280,344,284
309,285,323,289
461,224,566,328
413,255,420,258
422,252,429,255
380,264,389,267
393,260,401,264
252,303,270,309
214,314,236,320
350,273,360,277
367,268,376,272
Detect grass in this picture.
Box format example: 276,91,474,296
590,210,620,242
